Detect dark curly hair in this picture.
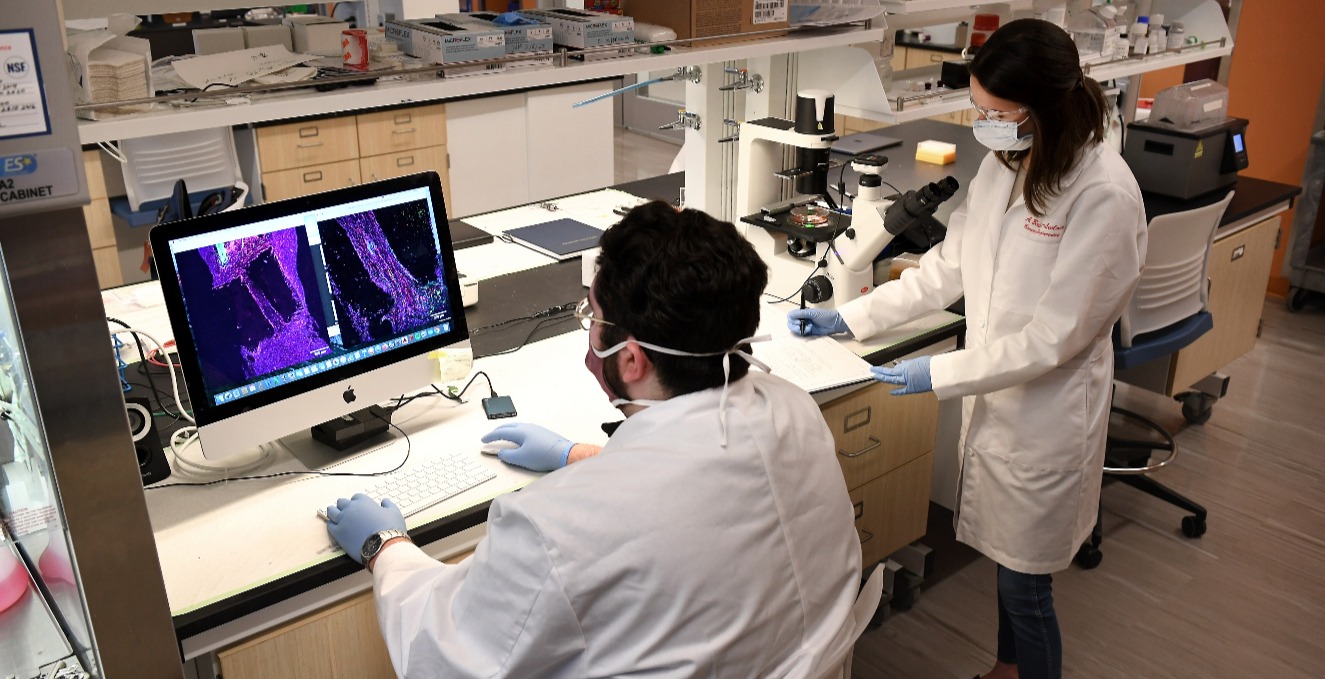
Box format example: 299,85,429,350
593,201,768,397
970,18,1109,216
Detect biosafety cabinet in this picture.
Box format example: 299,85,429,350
0,4,181,678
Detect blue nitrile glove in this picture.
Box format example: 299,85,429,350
325,493,407,565
787,308,850,336
871,356,933,396
492,11,536,25
482,422,574,472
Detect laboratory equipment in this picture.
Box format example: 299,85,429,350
352,451,496,518
150,172,470,466
1124,117,1248,199
736,89,958,309
1149,79,1229,130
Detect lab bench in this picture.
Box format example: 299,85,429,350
106,171,961,676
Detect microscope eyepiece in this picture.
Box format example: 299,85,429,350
883,176,960,236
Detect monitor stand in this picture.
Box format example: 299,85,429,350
280,426,400,472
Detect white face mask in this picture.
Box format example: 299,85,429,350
591,334,771,446
972,119,1033,151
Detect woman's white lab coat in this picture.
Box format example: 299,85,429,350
839,142,1146,574
370,371,863,677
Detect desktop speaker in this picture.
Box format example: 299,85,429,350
126,397,171,485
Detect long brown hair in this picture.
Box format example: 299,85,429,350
970,19,1108,216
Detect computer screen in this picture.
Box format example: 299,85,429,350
151,172,468,461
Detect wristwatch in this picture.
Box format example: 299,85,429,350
360,529,411,566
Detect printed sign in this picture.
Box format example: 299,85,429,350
0,29,50,140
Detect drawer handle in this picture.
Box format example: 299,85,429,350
853,501,864,520
302,170,323,183
838,435,881,459
296,141,324,149
393,113,413,125
391,128,417,135
395,156,416,168
298,126,320,138
858,528,875,544
843,405,872,433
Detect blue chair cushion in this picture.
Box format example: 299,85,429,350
1114,311,1213,370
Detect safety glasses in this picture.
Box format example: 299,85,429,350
575,297,616,332
969,95,1029,122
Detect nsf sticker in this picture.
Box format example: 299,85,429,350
0,29,51,140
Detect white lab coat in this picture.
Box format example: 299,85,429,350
371,371,863,677
839,142,1146,574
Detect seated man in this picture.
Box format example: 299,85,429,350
325,201,863,677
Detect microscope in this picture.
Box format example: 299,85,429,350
736,90,959,309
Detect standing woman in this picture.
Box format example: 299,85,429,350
789,19,1147,679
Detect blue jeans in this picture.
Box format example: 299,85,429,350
996,565,1062,679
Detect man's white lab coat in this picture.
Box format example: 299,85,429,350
371,371,863,677
840,142,1146,574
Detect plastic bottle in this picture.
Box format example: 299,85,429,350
1068,3,1118,60
1129,16,1150,56
1166,21,1185,49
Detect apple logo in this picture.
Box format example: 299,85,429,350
342,386,357,404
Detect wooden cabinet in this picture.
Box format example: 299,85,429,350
256,104,451,209
821,382,938,568
218,591,394,679
82,149,123,288
1168,216,1280,393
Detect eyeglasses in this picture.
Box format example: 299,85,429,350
575,297,616,331
969,95,1029,122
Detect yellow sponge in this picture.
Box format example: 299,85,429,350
916,140,957,165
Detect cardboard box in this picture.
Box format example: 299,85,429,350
434,12,554,68
242,24,294,51
192,27,245,55
622,0,788,44
283,15,349,56
519,8,634,49
385,18,506,77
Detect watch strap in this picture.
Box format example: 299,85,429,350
361,529,410,564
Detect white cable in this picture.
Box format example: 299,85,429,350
96,141,127,164
108,327,192,425
111,326,278,478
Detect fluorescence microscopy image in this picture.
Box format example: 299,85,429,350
174,227,331,394
318,199,452,348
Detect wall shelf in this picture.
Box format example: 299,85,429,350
78,25,885,144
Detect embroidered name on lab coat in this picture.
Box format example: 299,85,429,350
1023,216,1066,242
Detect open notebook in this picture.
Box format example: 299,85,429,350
754,336,875,394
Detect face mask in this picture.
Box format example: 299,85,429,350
973,119,1033,151
585,333,772,445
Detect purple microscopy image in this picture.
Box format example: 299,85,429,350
318,199,451,348
174,227,330,394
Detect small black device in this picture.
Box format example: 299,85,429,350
310,405,392,451
126,397,172,485
482,395,518,420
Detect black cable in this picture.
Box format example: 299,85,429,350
387,371,494,411
763,259,826,305
474,314,577,359
108,317,187,421
469,302,576,335
145,417,412,490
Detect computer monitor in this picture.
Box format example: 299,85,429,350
151,172,467,463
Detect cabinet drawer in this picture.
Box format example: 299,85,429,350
850,451,933,568
905,47,950,70
262,160,361,202
357,104,446,157
359,146,446,183
1170,216,1279,393
821,382,938,490
83,149,107,200
257,116,359,172
83,198,115,249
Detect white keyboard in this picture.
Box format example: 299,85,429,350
361,453,497,518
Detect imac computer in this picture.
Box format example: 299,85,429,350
150,172,468,464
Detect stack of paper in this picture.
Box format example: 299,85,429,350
86,46,149,113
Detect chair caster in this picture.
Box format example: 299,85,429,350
1288,286,1311,312
1181,515,1207,538
1075,543,1103,569
1178,392,1214,424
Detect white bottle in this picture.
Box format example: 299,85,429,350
1150,26,1166,54
1129,17,1150,56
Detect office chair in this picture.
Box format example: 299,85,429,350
1076,190,1235,569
